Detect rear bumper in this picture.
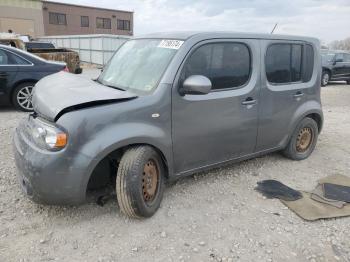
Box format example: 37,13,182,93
13,122,94,205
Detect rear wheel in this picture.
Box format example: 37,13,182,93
283,117,318,160
347,80,350,85
12,82,35,111
116,146,165,218
321,71,330,87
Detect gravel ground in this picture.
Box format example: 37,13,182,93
1,79,350,262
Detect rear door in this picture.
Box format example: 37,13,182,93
256,41,316,151
172,39,260,174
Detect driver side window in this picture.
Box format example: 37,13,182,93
182,42,251,90
335,53,344,62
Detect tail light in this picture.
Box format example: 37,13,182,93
62,66,69,72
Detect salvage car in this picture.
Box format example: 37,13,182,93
13,32,323,218
321,49,350,86
24,41,55,50
0,35,82,74
0,44,68,111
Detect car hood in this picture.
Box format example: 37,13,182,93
32,72,137,121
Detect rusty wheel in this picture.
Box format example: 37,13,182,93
283,117,319,161
142,159,159,203
116,146,165,218
296,127,313,153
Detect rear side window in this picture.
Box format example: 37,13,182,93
0,49,30,65
183,42,251,90
0,50,8,65
266,43,314,84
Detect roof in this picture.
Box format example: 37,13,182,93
135,31,319,43
42,1,133,14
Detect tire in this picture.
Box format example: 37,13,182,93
116,146,165,218
321,71,330,87
12,82,36,112
347,80,350,85
283,118,319,161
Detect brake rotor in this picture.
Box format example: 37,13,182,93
296,127,313,153
142,159,159,203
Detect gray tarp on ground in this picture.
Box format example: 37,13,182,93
281,174,350,221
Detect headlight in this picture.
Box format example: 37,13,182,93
29,117,67,151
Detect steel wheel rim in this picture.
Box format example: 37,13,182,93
17,86,34,110
142,159,159,203
296,127,313,153
323,73,329,85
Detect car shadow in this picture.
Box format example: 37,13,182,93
0,105,15,112
327,81,348,86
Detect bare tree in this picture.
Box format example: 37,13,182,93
329,37,350,51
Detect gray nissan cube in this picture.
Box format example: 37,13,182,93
13,32,323,218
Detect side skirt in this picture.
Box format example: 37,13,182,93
169,146,283,181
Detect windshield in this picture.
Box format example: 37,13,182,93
98,39,183,94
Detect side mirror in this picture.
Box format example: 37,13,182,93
180,75,212,96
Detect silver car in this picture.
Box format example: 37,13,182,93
13,32,323,218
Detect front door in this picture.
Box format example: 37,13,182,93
172,39,260,174
332,53,346,79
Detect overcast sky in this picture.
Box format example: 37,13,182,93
53,0,350,43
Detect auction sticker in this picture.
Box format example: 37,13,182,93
158,40,184,50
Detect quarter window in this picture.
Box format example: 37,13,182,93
49,12,67,25
183,43,251,90
81,16,89,27
96,18,111,29
266,43,314,84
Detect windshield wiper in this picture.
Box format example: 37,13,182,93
95,79,126,91
104,84,126,91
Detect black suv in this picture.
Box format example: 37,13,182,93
321,49,350,86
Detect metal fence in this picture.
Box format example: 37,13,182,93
38,34,130,65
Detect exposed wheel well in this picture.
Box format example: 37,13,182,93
305,113,322,133
86,144,169,191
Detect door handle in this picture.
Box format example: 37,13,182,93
293,91,304,98
241,97,257,105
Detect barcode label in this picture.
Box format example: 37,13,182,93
158,40,184,50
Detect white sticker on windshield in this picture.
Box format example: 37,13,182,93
158,40,184,50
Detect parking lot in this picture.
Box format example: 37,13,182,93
1,74,350,261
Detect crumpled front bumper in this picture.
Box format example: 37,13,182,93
13,119,95,205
